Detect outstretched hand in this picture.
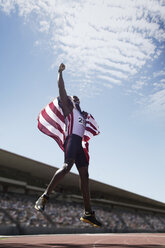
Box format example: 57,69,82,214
58,63,65,72
82,111,88,119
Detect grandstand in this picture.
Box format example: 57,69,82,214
0,148,165,235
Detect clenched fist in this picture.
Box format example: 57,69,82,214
58,63,65,73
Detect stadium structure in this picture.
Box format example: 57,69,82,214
0,148,165,235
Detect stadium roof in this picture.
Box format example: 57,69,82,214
0,148,165,213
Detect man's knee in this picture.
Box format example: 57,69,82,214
62,160,74,174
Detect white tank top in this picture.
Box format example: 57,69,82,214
65,108,86,138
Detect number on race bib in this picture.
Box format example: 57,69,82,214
78,117,85,126
79,117,83,123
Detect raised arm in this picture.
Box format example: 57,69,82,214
58,63,73,117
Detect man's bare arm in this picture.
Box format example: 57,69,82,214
58,63,72,117
58,64,67,103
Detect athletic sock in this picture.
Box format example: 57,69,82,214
85,211,93,216
43,193,49,200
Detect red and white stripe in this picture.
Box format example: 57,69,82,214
37,97,100,163
65,111,74,136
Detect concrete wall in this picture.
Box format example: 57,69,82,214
0,225,109,235
1,225,164,236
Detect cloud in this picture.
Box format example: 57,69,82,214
152,68,165,90
133,67,165,119
142,89,165,119
39,20,50,33
132,80,146,90
0,0,165,115
153,70,165,78
98,75,122,86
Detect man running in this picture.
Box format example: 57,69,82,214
35,63,102,227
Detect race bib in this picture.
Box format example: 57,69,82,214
78,116,86,126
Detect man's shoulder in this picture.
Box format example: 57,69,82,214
59,96,73,117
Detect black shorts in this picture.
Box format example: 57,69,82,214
64,134,88,168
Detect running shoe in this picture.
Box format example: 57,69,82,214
80,211,102,227
34,194,49,212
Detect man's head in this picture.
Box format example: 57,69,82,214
70,95,82,113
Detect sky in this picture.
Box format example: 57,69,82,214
0,0,165,203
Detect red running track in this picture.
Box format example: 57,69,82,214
0,233,165,248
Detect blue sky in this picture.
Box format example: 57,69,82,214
0,0,165,203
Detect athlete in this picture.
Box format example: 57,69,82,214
35,63,102,227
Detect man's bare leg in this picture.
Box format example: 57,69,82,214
78,166,92,213
78,166,102,227
35,160,74,211
45,162,74,196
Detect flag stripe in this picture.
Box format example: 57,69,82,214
39,114,64,141
87,116,99,130
45,104,65,128
38,122,64,151
86,123,99,135
49,101,65,123
83,135,90,142
86,121,98,131
70,111,73,135
42,109,64,135
85,127,98,136
67,114,70,136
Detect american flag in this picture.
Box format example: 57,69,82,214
37,97,100,163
